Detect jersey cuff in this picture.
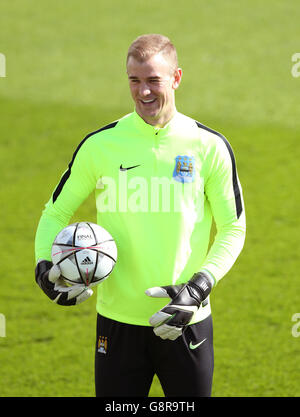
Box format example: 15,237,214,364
200,269,216,287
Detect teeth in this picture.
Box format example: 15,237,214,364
142,99,155,103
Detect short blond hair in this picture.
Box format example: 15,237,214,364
127,34,178,71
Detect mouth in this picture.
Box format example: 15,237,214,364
140,98,156,105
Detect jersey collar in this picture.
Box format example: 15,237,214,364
132,109,180,136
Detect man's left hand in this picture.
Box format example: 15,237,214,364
145,272,213,341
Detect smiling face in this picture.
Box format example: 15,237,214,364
127,53,182,127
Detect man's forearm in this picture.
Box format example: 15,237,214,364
35,186,85,263
200,213,246,283
35,210,69,263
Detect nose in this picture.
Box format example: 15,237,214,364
139,82,151,97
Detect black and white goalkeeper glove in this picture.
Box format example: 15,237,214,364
35,260,93,306
145,272,213,341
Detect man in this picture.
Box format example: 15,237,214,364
35,34,246,397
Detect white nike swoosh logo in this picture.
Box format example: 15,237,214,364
189,338,207,350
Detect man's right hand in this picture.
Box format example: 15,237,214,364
35,260,93,306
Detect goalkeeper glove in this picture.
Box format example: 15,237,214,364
35,260,93,306
145,272,213,340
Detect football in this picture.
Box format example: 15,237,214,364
51,222,117,287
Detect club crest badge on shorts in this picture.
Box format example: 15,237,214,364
173,155,195,183
97,336,108,354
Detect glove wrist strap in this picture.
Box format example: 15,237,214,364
35,260,53,286
188,272,212,302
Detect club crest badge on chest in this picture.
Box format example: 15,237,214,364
173,155,195,183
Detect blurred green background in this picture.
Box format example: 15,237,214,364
0,0,299,397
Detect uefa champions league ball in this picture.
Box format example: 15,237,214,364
51,222,117,287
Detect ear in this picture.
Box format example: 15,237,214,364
172,68,182,90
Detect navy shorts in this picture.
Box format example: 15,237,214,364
95,313,214,397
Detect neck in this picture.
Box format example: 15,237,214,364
137,107,176,128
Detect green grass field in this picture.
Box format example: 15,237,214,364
0,0,299,397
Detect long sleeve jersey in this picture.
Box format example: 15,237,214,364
35,110,246,325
